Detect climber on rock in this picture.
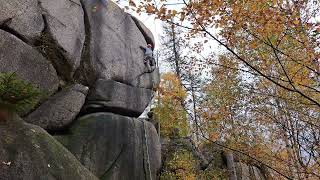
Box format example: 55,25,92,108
140,44,156,73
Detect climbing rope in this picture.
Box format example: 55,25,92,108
142,120,153,180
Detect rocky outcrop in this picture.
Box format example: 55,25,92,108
25,84,89,131
0,29,59,94
77,0,148,85
83,79,153,117
0,0,161,179
56,113,161,180
0,114,98,180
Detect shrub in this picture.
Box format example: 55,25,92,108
0,72,41,113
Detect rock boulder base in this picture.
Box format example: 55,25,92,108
0,114,98,180
56,112,161,180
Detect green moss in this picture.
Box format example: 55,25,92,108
0,72,41,114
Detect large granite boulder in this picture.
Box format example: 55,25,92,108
25,84,89,131
0,29,59,94
0,114,98,180
0,0,44,42
39,0,85,77
83,79,153,117
77,0,148,86
56,112,161,180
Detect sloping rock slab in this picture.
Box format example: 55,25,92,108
56,112,161,180
83,79,152,117
0,29,59,94
0,114,98,180
79,0,148,85
0,0,44,42
25,84,89,131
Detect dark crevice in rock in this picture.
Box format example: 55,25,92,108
0,22,31,45
79,105,142,118
131,15,154,49
34,14,72,82
68,0,81,6
74,0,96,87
114,77,153,90
0,18,13,26
113,78,142,89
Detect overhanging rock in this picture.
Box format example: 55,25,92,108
131,15,155,49
83,79,153,117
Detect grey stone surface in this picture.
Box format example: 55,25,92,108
0,0,44,42
131,67,160,89
131,15,155,48
25,84,89,131
83,79,153,117
39,0,85,76
0,29,59,94
0,114,98,180
56,112,161,180
78,0,148,85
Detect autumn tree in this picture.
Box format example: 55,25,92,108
153,72,190,137
160,21,207,141
126,0,320,179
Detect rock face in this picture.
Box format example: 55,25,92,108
131,67,160,89
83,79,153,117
56,113,161,180
39,0,85,76
0,0,44,42
25,84,89,131
78,0,148,85
131,16,155,48
0,114,98,180
0,29,59,94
